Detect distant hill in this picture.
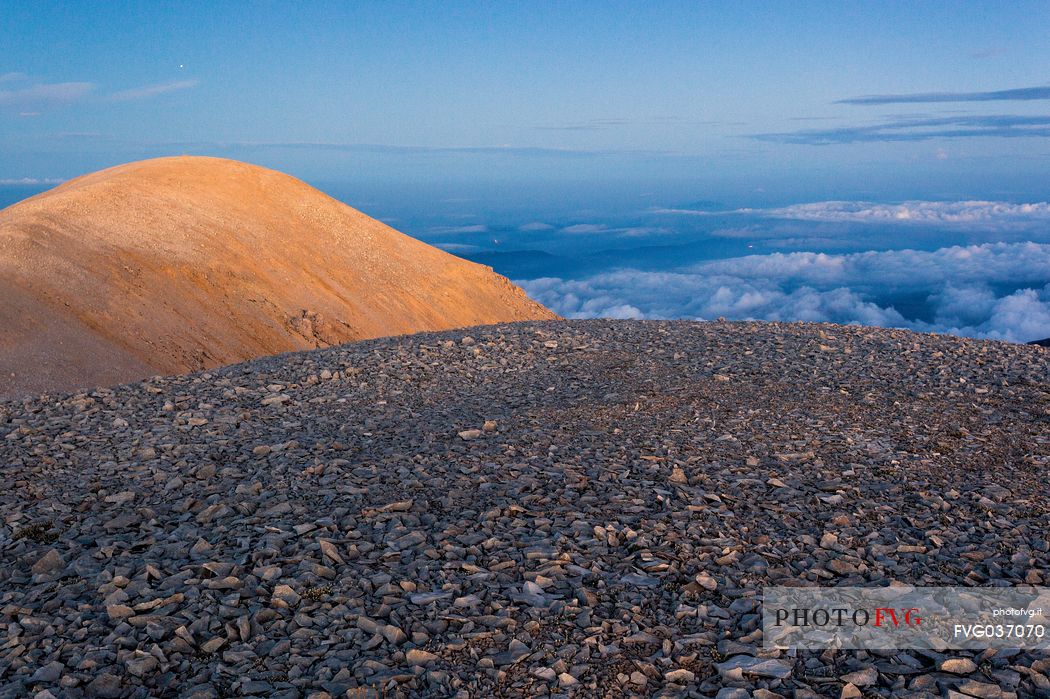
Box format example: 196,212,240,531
0,156,555,395
1031,338,1050,347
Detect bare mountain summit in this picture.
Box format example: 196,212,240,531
0,156,555,395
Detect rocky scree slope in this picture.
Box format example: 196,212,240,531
0,320,1048,698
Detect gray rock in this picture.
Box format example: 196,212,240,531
381,624,407,645
29,661,64,683
87,673,123,698
716,690,752,699
406,649,439,666
665,668,696,683
716,656,794,679
940,658,978,675
31,549,65,575
409,591,453,605
125,653,159,677
271,584,300,607
841,666,878,686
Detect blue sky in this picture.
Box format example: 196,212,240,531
3,1,1050,198
3,2,1050,341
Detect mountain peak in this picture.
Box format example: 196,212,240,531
0,157,555,396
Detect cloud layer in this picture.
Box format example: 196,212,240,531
520,242,1050,343
755,114,1050,144
762,200,1050,226
0,81,95,108
658,199,1050,229
199,141,666,159
0,74,198,110
0,177,64,185
837,86,1050,105
108,79,199,102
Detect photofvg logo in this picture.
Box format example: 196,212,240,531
774,605,922,629
763,586,1050,650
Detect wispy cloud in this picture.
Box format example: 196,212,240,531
426,224,488,234
0,177,65,185
0,76,197,109
532,116,742,131
52,131,108,140
620,226,672,237
762,200,1050,225
655,199,1050,228
754,114,1050,144
533,118,640,131
184,140,670,159
108,79,199,102
968,49,1003,60
520,242,1050,343
651,207,723,216
0,131,673,160
519,222,554,231
837,85,1050,105
561,223,608,234
0,81,95,108
434,242,482,253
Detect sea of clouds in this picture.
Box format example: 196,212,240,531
657,200,1050,228
520,241,1050,343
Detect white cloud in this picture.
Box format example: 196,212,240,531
428,224,488,234
0,177,64,185
974,288,1050,342
519,242,1050,343
652,207,721,216
519,222,554,231
620,226,672,237
434,243,481,253
0,81,95,108
694,242,1050,289
0,76,197,109
562,223,608,234
522,272,910,328
656,200,1050,229
763,200,1050,226
108,79,199,102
